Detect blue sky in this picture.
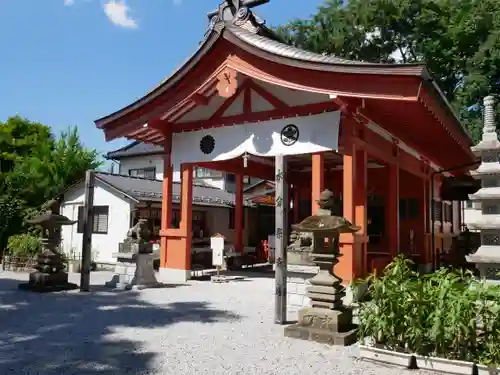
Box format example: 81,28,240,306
0,0,325,157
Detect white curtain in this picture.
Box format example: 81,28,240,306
171,111,341,168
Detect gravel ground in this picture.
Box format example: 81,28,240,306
0,270,437,375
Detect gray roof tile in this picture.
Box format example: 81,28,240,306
106,142,164,159
226,26,371,65
95,172,251,207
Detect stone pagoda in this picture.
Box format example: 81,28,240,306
466,95,500,281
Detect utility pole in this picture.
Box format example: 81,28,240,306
80,170,95,292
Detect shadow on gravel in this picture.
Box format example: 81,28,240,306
0,276,241,375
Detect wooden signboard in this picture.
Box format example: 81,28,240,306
211,234,225,267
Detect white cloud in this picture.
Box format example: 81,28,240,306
103,0,138,29
64,0,75,5
172,0,183,5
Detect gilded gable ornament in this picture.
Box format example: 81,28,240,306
216,68,238,98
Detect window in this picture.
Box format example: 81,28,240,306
194,167,223,179
129,167,156,179
77,206,109,234
192,211,206,238
465,200,473,209
228,207,245,229
172,209,180,228
226,174,251,184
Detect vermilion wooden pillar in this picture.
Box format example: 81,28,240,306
387,164,400,257
339,139,364,284
311,153,325,215
160,135,173,269
160,164,193,282
235,174,244,253
354,148,368,278
421,175,430,267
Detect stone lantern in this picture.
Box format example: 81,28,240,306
18,200,79,292
284,198,360,346
466,95,500,281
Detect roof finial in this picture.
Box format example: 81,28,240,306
207,0,269,32
483,95,496,136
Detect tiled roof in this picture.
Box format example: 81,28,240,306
227,26,372,66
106,142,164,160
95,172,252,207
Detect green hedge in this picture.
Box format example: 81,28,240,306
7,234,42,257
358,255,500,366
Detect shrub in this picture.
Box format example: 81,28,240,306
358,255,500,366
7,234,43,257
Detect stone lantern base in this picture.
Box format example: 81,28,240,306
19,271,79,293
284,307,358,345
18,250,78,293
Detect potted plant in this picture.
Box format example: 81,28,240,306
358,256,418,369
358,255,500,374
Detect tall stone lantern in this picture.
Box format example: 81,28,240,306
466,95,500,281
284,204,360,345
18,200,79,292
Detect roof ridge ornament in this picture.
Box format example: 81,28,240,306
206,0,269,35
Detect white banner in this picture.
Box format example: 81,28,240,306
171,111,340,167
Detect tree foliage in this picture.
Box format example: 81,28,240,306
275,0,500,143
0,116,102,253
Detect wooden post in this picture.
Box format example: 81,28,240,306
388,165,400,257
274,155,288,325
80,170,95,292
311,153,325,215
235,174,244,253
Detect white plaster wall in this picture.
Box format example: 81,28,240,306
118,155,181,181
286,265,318,322
195,177,225,190
117,156,231,189
60,181,133,264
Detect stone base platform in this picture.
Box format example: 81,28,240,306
284,324,358,346
106,252,162,291
284,307,358,346
210,275,245,283
18,271,78,293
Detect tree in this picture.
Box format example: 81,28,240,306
0,116,102,253
275,0,500,143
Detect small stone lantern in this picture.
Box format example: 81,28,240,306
284,210,360,346
18,200,79,292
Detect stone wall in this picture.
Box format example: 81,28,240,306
286,264,319,322
285,264,363,322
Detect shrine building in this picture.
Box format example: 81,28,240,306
94,1,477,284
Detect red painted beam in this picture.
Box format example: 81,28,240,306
248,80,288,109
175,101,340,132
210,79,250,120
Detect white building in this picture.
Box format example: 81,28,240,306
58,142,261,265
106,141,260,192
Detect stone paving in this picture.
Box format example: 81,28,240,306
0,270,437,374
